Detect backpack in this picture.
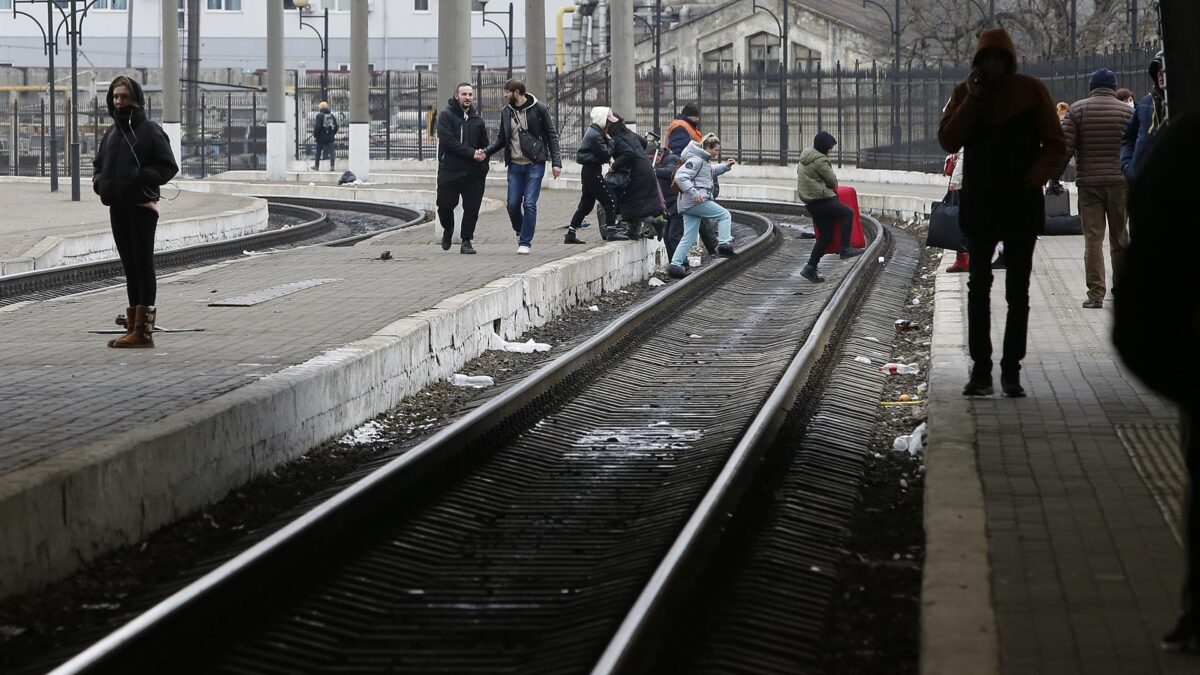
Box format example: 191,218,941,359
671,158,696,194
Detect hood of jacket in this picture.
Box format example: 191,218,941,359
590,106,611,128
813,131,837,155
106,77,147,122
509,92,540,113
799,147,828,166
1149,52,1164,90
971,27,1017,77
680,139,710,163
445,97,479,117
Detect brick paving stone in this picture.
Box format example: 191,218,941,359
0,187,639,477
946,235,1190,673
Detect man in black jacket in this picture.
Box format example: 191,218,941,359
313,101,338,171
486,79,562,254
436,82,489,254
92,75,178,349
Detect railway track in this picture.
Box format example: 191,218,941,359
47,201,917,675
0,196,426,306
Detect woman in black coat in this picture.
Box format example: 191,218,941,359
607,115,662,238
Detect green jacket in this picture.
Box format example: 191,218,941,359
796,147,838,202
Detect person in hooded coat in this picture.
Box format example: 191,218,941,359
796,130,864,283
607,114,663,239
939,27,1066,398
1121,52,1167,183
92,75,178,349
567,106,627,243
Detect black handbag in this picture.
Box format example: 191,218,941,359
927,190,965,252
604,169,630,191
513,109,545,160
1044,183,1071,217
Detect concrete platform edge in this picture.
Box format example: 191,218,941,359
921,250,999,675
0,237,661,599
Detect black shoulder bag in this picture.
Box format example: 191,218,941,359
513,108,545,160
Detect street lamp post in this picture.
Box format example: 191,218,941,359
862,0,901,148
751,0,790,164
293,0,329,104
479,0,514,79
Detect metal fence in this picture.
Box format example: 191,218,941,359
0,47,1157,179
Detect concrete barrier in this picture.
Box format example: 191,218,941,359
181,180,504,212
0,236,661,599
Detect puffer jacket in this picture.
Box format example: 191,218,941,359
575,123,612,165
436,97,490,181
92,78,178,207
796,148,838,202
674,140,731,214
1062,88,1132,186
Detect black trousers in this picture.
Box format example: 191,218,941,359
314,141,335,169
436,173,486,242
1185,407,1200,621
570,164,620,230
110,204,159,307
966,234,1036,374
805,197,855,267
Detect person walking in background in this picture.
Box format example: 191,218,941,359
667,103,702,157
1061,68,1133,310
1112,114,1200,653
938,27,1066,398
486,79,562,255
607,113,664,240
92,75,179,349
795,131,865,284
435,82,489,255
567,106,627,244
667,134,736,279
312,101,338,171
1121,52,1167,183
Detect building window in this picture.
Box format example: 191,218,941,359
207,0,241,10
330,0,353,10
702,44,734,73
413,63,432,71
415,0,429,10
82,0,128,9
747,32,781,75
0,0,12,8
793,44,821,71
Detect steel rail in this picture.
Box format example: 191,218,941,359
591,212,888,675
48,210,779,675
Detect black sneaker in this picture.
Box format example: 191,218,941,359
800,264,825,283
716,243,738,258
962,371,994,397
1162,615,1200,652
564,230,586,244
441,230,453,251
667,264,690,279
840,246,865,259
460,240,476,254
606,229,631,242
1000,371,1026,398
1082,299,1103,309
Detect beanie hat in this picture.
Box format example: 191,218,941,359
813,131,837,155
1089,68,1117,92
590,106,611,128
681,103,701,118
319,101,330,111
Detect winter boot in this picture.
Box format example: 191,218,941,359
107,307,136,348
1000,370,1026,398
962,366,993,396
110,305,155,349
564,229,586,244
800,264,825,283
839,246,865,259
624,219,642,240
947,251,970,273
460,240,476,254
667,264,690,279
716,243,737,258
441,229,453,251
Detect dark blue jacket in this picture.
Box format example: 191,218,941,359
667,115,699,157
1121,92,1162,181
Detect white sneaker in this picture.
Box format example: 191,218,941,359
517,245,531,254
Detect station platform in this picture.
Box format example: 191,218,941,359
924,237,1191,674
0,184,659,599
0,179,267,277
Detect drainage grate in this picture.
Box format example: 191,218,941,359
209,278,341,307
1116,423,1184,545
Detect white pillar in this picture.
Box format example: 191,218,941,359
610,0,635,119
266,0,286,181
349,0,369,181
525,0,547,95
437,0,472,103
161,0,182,165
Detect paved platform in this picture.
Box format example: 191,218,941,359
0,180,265,275
924,236,1192,674
0,184,661,599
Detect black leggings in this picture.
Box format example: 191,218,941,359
570,164,620,230
110,204,159,306
805,196,855,267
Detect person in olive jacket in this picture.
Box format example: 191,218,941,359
436,82,490,254
566,106,626,243
938,27,1066,398
795,131,863,285
1061,68,1133,310
92,75,178,349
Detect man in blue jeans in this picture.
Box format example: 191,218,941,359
667,135,737,278
486,79,562,254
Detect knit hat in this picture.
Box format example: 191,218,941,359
590,106,611,128
813,131,837,155
1088,68,1117,92
319,101,329,111
681,103,700,118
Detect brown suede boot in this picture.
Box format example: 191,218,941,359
106,307,136,348
110,305,155,348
